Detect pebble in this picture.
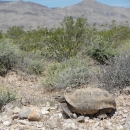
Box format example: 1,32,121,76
13,107,21,114
126,115,130,122
77,116,85,122
94,122,100,127
84,117,90,123
42,110,49,115
106,122,112,127
19,120,29,125
3,120,12,126
18,106,31,119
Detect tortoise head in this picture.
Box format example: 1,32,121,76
55,94,66,103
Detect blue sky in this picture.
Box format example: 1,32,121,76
3,0,130,8
23,0,130,8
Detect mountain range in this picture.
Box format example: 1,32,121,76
0,0,130,31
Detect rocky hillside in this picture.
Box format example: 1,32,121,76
0,0,130,31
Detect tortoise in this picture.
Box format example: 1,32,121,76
55,87,116,119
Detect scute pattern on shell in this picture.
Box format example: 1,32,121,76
64,87,116,114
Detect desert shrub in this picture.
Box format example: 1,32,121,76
18,51,46,75
6,26,25,42
0,41,21,76
87,39,118,64
0,86,16,109
43,16,87,61
43,56,98,89
19,28,47,51
99,51,130,92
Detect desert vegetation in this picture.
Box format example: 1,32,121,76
0,16,130,98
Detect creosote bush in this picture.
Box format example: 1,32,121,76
0,86,16,110
0,40,21,76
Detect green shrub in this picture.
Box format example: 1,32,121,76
19,28,47,51
87,40,118,64
6,26,25,41
43,16,87,61
43,56,98,89
0,86,16,109
0,41,21,76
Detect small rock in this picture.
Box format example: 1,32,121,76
19,120,29,125
3,103,14,111
65,119,73,123
116,125,124,130
3,120,12,126
63,122,77,129
47,118,61,128
73,113,77,119
12,114,19,120
123,114,128,118
50,107,56,110
46,101,50,107
42,110,49,115
28,109,41,121
84,117,90,123
18,106,31,119
126,115,130,122
123,109,128,113
13,107,21,114
77,116,85,122
94,122,100,127
106,122,112,127
58,113,63,118
6,110,13,117
42,107,50,111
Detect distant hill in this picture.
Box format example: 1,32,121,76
0,0,130,31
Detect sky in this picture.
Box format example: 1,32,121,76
23,0,130,8
2,0,130,8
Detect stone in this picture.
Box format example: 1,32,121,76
18,106,31,119
42,110,49,115
84,117,90,123
106,122,112,127
6,110,13,117
73,113,77,119
3,119,12,126
47,118,61,128
12,114,19,120
28,109,41,121
63,122,77,129
126,115,130,122
123,114,127,118
123,109,128,113
19,120,30,125
58,113,63,118
3,103,14,111
116,125,124,130
77,116,85,122
42,107,50,111
65,119,73,123
13,107,21,114
94,122,100,127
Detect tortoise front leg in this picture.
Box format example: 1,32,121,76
60,103,73,118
